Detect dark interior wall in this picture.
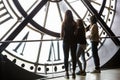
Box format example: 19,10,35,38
0,54,44,80
101,48,120,69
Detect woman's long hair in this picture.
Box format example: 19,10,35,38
63,10,75,27
77,19,84,28
90,15,97,24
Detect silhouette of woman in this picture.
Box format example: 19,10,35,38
76,19,87,76
61,10,77,79
87,15,101,73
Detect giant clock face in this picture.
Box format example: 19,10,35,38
0,0,116,78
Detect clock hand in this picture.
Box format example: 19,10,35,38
0,0,48,53
13,0,60,37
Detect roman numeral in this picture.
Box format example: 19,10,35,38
47,40,61,61
0,1,12,24
13,32,29,55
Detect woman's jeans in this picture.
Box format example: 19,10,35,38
76,44,86,71
63,43,77,72
91,41,100,70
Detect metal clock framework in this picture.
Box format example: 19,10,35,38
0,0,118,78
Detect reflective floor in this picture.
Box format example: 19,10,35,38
46,68,120,80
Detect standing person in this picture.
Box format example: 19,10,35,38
76,19,87,76
87,15,101,73
61,10,77,79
